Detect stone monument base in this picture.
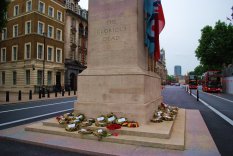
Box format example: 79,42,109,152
75,69,163,124
25,109,186,150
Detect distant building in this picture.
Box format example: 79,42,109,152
0,0,65,92
0,0,88,93
174,65,182,76
64,0,88,91
156,49,168,84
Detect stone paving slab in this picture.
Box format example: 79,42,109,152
0,109,220,156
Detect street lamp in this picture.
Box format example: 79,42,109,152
42,32,46,97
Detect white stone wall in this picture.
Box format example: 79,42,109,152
223,76,233,94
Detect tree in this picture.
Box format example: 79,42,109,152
0,0,9,31
188,71,195,75
193,65,208,76
195,21,233,70
167,75,176,83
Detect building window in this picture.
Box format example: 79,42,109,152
71,3,74,11
38,1,45,13
48,6,54,17
37,70,43,85
2,72,5,85
25,21,31,34
47,46,53,61
56,29,62,41
14,5,19,16
1,48,6,62
13,25,18,37
47,71,52,85
57,11,62,21
13,71,17,85
25,42,31,59
1,28,7,40
12,45,18,61
26,70,30,85
47,25,54,38
38,21,44,35
26,0,32,12
56,48,62,63
37,43,44,60
82,12,87,19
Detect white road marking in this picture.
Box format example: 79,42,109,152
0,100,77,114
191,93,233,126
200,91,233,104
0,108,73,127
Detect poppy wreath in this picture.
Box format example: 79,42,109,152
122,121,139,128
106,124,121,130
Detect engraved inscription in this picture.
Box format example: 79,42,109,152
96,19,127,42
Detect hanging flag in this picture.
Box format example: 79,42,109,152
144,0,165,61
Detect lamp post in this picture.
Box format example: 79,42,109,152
42,32,46,97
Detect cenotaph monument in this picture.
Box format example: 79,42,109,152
25,0,186,150
74,0,162,124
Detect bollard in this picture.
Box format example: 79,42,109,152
6,91,9,102
39,89,42,99
18,90,22,101
197,89,199,101
42,87,45,98
29,90,32,100
55,91,57,97
68,89,70,96
62,89,65,96
47,90,50,98
74,90,76,95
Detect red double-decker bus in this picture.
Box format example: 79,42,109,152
202,71,222,92
188,75,198,89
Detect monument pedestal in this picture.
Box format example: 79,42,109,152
74,0,162,124
75,68,162,124
25,109,186,150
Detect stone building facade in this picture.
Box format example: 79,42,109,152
156,49,168,85
0,0,65,92
63,0,88,91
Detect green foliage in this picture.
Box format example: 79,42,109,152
0,0,9,31
195,21,233,69
167,75,176,82
193,65,208,76
188,71,195,75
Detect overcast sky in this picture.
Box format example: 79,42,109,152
79,0,233,75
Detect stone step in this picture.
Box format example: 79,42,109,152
42,113,177,139
25,109,185,150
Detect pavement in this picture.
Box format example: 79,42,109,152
0,91,77,105
0,109,220,156
163,86,233,156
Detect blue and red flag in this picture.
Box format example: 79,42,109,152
144,0,165,61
